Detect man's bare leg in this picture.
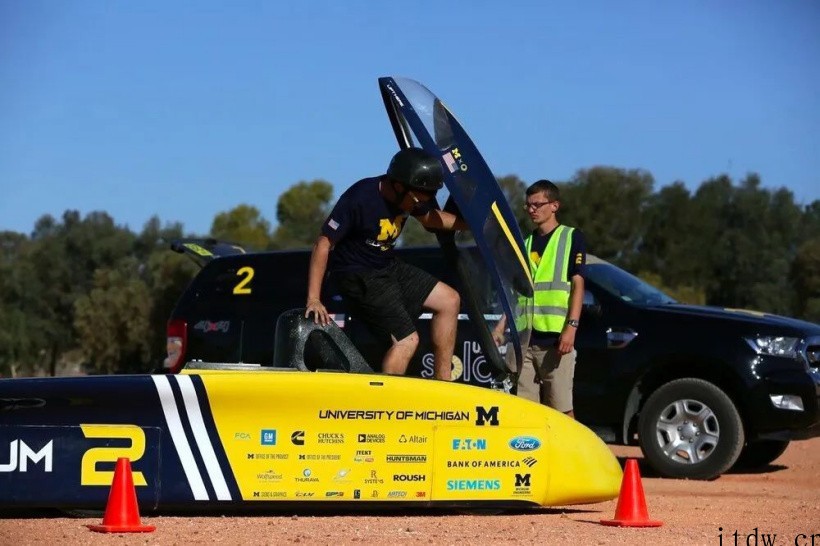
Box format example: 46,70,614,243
381,332,419,375
423,282,461,380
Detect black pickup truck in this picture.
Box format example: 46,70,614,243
163,241,820,480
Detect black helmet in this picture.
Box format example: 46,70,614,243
386,147,444,193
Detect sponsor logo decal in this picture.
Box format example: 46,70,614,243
386,454,427,463
393,474,426,482
291,431,305,445
399,434,427,444
295,468,318,483
325,491,344,497
234,432,251,440
522,457,537,467
354,489,361,499
295,492,314,498
0,439,53,473
387,491,407,498
509,436,541,452
261,430,277,446
319,410,469,421
475,406,499,426
256,470,283,481
248,453,288,460
446,459,520,468
357,433,386,444
513,473,532,496
365,470,384,484
446,479,501,491
334,468,352,482
298,454,341,461
452,438,486,450
253,491,286,498
318,433,344,444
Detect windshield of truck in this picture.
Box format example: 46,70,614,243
586,263,677,305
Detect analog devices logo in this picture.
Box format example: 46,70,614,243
358,433,386,443
291,431,305,446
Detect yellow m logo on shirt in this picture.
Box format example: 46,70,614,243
377,216,405,242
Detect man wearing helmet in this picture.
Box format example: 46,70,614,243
306,147,467,380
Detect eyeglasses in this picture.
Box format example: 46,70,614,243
523,201,553,211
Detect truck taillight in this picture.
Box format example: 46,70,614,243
163,319,187,373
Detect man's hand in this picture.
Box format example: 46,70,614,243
305,298,331,326
558,326,576,355
491,328,505,346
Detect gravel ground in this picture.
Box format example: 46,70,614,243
2,438,818,546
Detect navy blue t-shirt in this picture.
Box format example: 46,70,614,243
322,177,409,272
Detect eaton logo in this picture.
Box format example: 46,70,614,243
452,438,486,450
509,436,541,452
261,430,277,445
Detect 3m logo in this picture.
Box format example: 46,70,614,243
475,406,499,426
291,431,305,446
515,473,531,487
0,439,53,472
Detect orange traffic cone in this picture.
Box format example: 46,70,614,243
601,458,662,527
87,457,156,533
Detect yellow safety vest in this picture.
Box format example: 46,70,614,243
525,225,574,333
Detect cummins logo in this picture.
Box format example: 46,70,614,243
291,431,305,445
393,474,426,482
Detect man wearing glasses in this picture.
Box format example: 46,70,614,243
494,179,587,417
306,147,467,380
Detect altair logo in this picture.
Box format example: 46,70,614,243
509,436,541,452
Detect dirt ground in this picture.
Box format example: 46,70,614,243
1,438,818,546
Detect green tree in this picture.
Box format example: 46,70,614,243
559,167,654,265
135,215,186,260
74,258,153,374
497,174,529,236
25,211,135,375
792,237,820,322
635,182,707,287
704,175,801,314
211,204,272,250
0,232,40,377
270,180,334,249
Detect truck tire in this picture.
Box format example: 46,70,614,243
732,440,790,470
638,378,744,480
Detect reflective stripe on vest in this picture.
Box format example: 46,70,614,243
525,225,574,333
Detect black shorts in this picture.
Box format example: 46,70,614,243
335,260,439,343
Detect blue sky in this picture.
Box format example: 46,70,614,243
1,1,818,236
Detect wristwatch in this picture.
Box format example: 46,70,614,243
567,319,579,328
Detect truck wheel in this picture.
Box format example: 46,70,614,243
732,440,790,470
638,378,744,480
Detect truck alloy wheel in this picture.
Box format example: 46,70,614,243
638,378,745,480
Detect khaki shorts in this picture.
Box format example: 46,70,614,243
515,344,576,413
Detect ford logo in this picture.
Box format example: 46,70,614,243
509,436,541,451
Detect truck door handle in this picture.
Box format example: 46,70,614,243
606,328,638,349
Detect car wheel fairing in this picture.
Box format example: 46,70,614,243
378,76,533,383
